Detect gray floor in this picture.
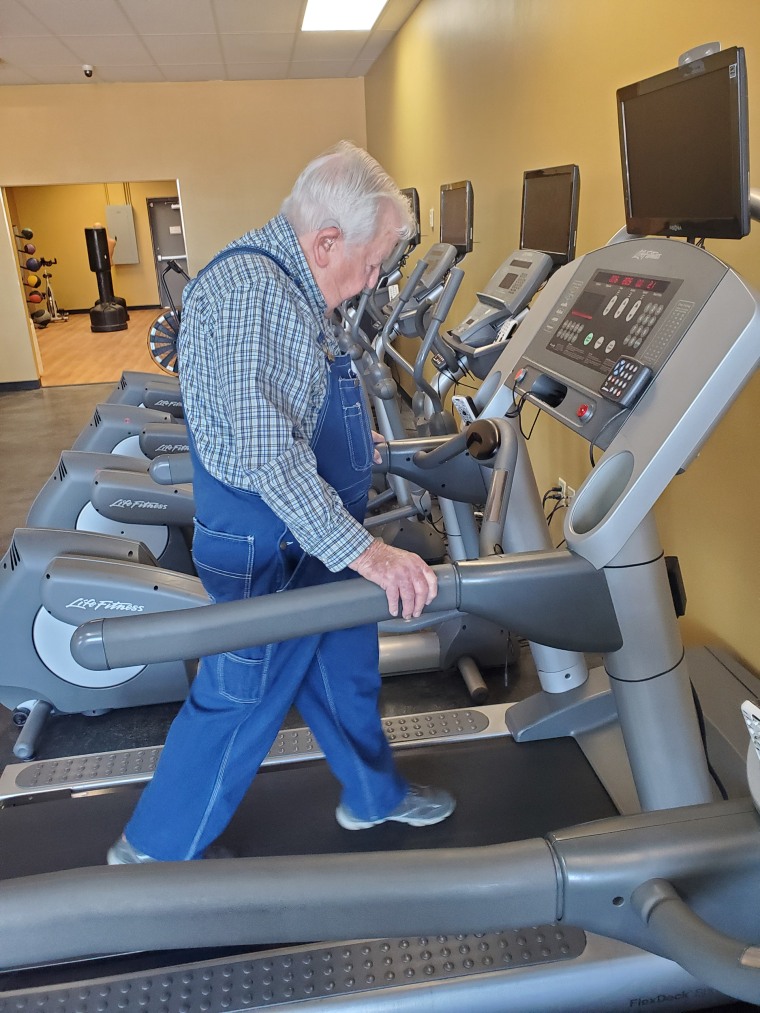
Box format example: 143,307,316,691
0,381,753,1013
0,382,116,555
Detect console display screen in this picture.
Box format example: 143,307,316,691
546,269,681,374
617,47,749,240
498,271,519,290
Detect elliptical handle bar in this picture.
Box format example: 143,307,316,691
377,259,430,378
382,259,429,337
413,267,465,407
412,429,469,470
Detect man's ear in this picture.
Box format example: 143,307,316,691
313,227,341,268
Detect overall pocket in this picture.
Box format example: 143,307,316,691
192,520,269,701
212,645,271,705
339,375,373,472
192,520,256,602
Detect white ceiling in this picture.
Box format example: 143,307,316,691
0,0,421,86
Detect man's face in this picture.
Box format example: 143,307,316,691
322,203,400,312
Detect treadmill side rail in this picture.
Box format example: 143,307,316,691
70,553,621,672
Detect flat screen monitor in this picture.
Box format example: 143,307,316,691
520,164,581,265
400,186,421,249
617,45,750,240
440,180,474,257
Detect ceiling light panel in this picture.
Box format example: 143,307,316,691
301,0,387,32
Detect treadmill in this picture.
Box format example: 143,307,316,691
3,51,760,1013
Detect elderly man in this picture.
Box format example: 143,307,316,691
108,140,455,864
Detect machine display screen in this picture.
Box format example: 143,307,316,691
400,187,421,248
440,180,474,257
617,46,750,240
520,164,580,265
498,271,519,290
546,269,682,374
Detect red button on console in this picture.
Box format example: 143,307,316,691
576,403,593,421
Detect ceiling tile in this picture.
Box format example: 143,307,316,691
141,34,223,64
358,29,397,61
60,35,156,65
288,60,355,79
292,31,369,62
0,36,80,64
213,0,304,34
117,0,217,35
0,62,38,84
350,56,379,77
226,61,290,80
220,32,293,62
11,63,101,84
22,0,135,36
159,62,229,81
1,0,45,35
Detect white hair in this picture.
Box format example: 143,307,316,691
281,140,413,247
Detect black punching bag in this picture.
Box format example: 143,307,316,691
86,226,128,333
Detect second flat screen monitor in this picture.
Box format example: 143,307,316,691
440,180,474,258
520,164,580,265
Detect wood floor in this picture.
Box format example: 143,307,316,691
34,308,172,387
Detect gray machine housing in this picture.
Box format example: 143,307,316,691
26,450,195,574
0,528,201,757
72,402,176,458
108,370,183,416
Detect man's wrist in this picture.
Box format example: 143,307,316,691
347,536,381,571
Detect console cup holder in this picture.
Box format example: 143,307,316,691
570,450,635,534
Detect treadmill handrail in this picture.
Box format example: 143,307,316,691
0,839,557,971
2,798,758,985
70,551,622,672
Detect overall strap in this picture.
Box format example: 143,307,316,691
195,244,307,297
194,242,333,362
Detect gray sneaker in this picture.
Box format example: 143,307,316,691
336,784,455,830
107,834,157,864
107,835,235,863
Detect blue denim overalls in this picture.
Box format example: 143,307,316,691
126,247,407,860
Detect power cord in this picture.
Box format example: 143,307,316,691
545,499,567,527
542,485,563,508
520,406,541,441
505,375,529,419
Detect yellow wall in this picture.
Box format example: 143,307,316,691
7,180,177,312
1,189,40,383
0,77,367,383
366,0,760,674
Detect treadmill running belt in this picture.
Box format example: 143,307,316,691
1,736,616,878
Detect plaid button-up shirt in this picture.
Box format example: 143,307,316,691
177,214,373,571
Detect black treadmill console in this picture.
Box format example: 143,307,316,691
545,267,681,375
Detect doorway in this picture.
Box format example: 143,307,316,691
146,197,189,312
4,180,180,385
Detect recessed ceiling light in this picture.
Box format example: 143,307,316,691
301,0,387,32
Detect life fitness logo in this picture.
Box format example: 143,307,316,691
66,598,145,613
632,249,662,261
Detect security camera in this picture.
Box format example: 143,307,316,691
82,64,94,78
